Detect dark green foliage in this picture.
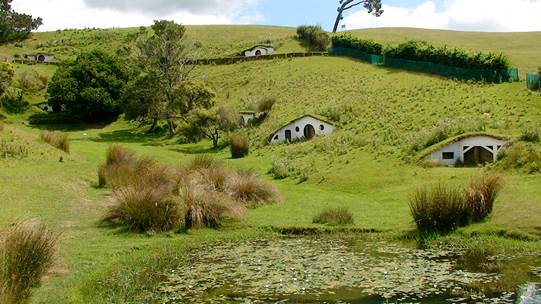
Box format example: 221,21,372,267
0,89,28,114
520,126,540,142
313,207,354,226
332,36,510,70
383,40,510,70
0,219,58,304
332,34,383,55
497,142,541,174
296,25,330,52
182,107,237,148
230,134,249,159
47,50,129,120
0,0,43,43
409,183,469,234
465,175,503,222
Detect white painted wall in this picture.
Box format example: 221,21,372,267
269,116,336,144
26,54,55,63
427,135,506,166
244,47,274,57
240,113,256,126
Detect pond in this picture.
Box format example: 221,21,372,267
158,238,541,303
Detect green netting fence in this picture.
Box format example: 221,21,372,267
329,47,519,83
527,73,541,91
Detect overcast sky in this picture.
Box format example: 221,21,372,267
11,0,541,32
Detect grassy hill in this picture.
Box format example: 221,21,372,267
348,27,541,73
1,25,541,303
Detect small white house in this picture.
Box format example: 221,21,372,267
268,115,336,144
243,45,274,57
425,134,507,166
25,53,55,63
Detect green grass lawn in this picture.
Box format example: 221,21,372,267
1,26,541,303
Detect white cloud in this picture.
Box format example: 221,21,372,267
343,0,541,32
11,0,263,31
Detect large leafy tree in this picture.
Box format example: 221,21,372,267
183,107,237,148
47,50,129,120
333,0,383,33
0,0,43,43
127,20,203,136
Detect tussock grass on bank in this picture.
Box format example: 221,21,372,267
313,207,354,226
40,131,69,153
0,220,58,304
99,146,279,232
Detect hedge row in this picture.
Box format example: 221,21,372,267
191,52,328,65
332,34,510,70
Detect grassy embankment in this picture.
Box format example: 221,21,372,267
0,26,540,303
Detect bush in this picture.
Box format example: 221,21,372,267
188,155,216,170
17,70,47,93
256,97,276,113
103,184,182,232
0,89,29,114
497,142,541,174
520,126,540,142
40,131,69,153
332,34,383,55
230,134,249,159
465,175,503,222
0,220,58,304
409,183,469,234
106,145,135,167
313,207,354,226
181,187,245,229
228,171,281,206
296,25,330,51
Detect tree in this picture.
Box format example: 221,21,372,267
0,0,42,43
333,0,384,33
0,62,13,97
47,50,129,120
184,107,237,148
129,20,199,137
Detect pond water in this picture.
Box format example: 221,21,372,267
158,238,541,303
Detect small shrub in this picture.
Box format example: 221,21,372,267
0,89,29,114
181,187,245,229
465,175,503,222
256,97,276,113
296,25,330,51
497,142,541,174
103,184,182,232
409,183,469,234
230,134,249,159
229,172,281,206
40,131,69,153
520,126,540,142
0,220,58,304
313,207,354,226
17,70,47,93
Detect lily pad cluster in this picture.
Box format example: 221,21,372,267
156,238,528,303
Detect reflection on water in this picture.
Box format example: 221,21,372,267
158,238,541,303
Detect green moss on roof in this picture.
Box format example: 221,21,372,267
416,132,512,161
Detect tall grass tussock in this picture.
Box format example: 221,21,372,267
230,134,249,159
465,175,503,222
313,207,354,226
40,131,69,153
410,175,504,233
0,220,58,304
99,147,280,232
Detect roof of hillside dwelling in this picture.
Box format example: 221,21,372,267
268,114,337,141
25,53,54,56
416,132,511,161
243,45,274,52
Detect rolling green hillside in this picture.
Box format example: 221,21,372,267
349,27,541,73
1,25,541,303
